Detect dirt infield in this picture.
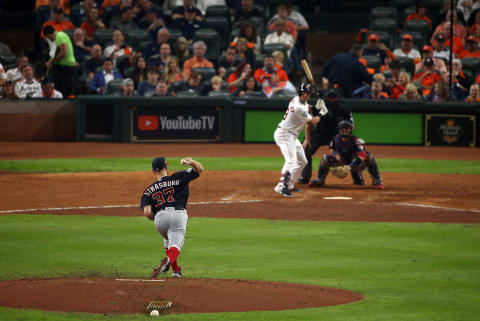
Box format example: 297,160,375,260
0,278,362,314
0,142,479,315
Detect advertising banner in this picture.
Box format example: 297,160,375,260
425,114,475,147
131,106,221,142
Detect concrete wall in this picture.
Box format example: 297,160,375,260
0,100,76,141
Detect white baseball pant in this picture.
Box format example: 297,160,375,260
274,127,308,189
154,208,188,251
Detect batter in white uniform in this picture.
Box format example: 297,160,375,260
273,83,328,197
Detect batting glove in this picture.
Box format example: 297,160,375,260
315,99,328,116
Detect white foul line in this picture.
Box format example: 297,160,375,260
0,199,264,214
395,202,480,213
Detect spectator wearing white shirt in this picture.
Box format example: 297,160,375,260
6,56,29,84
32,78,63,98
196,0,226,15
264,19,294,57
104,30,132,64
14,64,41,99
393,33,421,64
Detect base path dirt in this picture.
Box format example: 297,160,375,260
0,278,362,314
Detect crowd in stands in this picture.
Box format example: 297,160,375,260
0,0,309,99
317,0,480,103
3,0,480,104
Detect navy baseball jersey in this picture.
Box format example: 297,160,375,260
329,134,365,164
140,168,199,214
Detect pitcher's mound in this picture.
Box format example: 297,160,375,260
0,278,362,314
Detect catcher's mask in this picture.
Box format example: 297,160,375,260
338,120,353,138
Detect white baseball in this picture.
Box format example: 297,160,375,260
150,309,159,316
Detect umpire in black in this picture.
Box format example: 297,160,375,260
300,89,356,185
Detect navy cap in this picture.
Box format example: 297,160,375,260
152,157,167,171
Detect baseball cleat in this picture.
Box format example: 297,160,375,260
375,184,384,190
298,178,309,185
281,186,292,197
172,271,183,278
290,187,301,192
308,179,324,187
151,257,170,278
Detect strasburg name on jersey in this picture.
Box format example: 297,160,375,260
278,96,312,137
143,179,181,197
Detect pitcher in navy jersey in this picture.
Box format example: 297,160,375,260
310,120,384,189
141,156,204,278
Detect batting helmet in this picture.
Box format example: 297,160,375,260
298,83,312,96
338,120,354,137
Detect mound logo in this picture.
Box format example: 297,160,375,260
437,118,463,144
138,116,159,131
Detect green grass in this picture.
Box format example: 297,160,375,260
0,157,479,174
0,215,479,321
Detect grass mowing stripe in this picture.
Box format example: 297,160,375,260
0,157,479,174
0,215,479,321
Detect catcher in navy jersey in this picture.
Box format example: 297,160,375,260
310,120,384,189
141,156,204,279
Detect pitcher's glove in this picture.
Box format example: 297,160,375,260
330,165,350,179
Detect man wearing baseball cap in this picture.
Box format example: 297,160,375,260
362,33,396,64
415,45,447,76
458,36,480,58
413,57,442,97
432,33,452,62
393,33,421,63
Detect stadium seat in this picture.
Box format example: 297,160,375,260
63,29,75,41
229,28,241,42
254,53,265,70
206,5,230,18
93,29,115,47
369,18,397,34
126,29,150,47
146,54,162,67
176,90,199,97
461,57,480,76
404,19,431,41
0,53,16,70
362,55,382,73
398,31,425,49
208,91,232,97
170,80,188,93
402,6,417,22
396,56,415,76
108,16,121,29
369,7,398,21
193,67,216,81
70,4,82,27
203,16,231,49
106,79,124,95
102,5,120,27
193,28,220,62
168,29,183,47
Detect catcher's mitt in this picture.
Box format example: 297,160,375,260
330,165,350,179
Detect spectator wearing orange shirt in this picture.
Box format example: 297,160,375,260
226,62,251,93
431,10,467,44
42,8,75,35
415,45,448,77
458,36,480,58
81,7,106,40
390,71,410,99
102,0,121,8
182,41,214,79
253,55,289,85
405,2,432,29
413,57,443,97
36,0,71,15
469,9,480,35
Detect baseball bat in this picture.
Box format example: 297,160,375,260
301,59,316,86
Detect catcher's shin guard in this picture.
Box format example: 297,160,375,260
351,171,364,185
366,155,383,185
